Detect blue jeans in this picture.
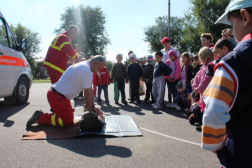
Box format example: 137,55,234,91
97,85,109,102
167,80,178,103
175,95,188,109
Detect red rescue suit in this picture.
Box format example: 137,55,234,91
38,88,73,127
43,31,78,84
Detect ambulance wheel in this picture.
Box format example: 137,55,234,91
16,77,29,105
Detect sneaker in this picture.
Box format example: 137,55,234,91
166,103,173,108
176,106,182,110
196,126,202,132
115,100,119,104
153,105,162,109
136,100,142,103
105,100,109,105
122,100,128,104
171,103,176,108
97,100,101,105
151,103,156,106
26,110,43,127
184,108,189,112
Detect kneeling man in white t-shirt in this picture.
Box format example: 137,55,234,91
26,55,106,127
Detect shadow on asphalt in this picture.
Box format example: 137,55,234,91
47,136,132,158
74,99,189,119
0,101,30,127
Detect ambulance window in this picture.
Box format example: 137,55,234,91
0,18,9,47
6,25,16,49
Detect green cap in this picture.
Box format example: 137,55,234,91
215,0,252,25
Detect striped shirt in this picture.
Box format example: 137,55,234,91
201,65,236,151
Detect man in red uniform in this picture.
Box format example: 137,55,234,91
26,56,106,127
43,25,80,84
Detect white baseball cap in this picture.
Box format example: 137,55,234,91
130,53,137,59
116,53,123,59
215,0,252,25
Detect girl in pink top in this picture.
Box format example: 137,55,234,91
181,52,193,93
192,47,214,112
165,50,181,108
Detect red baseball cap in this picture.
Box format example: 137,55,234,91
161,37,170,44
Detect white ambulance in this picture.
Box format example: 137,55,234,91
0,11,32,104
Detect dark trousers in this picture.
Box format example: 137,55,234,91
217,126,252,168
145,82,154,102
97,85,109,101
130,79,140,102
186,84,192,93
78,90,83,97
114,80,126,100
189,104,202,125
167,80,178,103
175,95,188,109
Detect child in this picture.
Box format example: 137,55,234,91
142,55,154,103
206,38,233,77
66,57,75,69
165,50,181,108
93,67,111,105
152,52,172,109
202,1,252,167
192,54,202,77
192,47,213,109
111,54,128,104
126,53,143,103
181,52,193,93
175,80,189,112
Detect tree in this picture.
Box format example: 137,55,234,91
144,16,184,53
106,60,114,73
180,0,231,53
144,0,231,55
55,5,111,59
10,23,41,73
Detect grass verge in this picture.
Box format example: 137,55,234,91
32,79,51,83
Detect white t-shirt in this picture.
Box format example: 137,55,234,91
161,46,180,62
53,61,93,100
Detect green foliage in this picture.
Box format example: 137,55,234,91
10,23,41,73
180,0,231,53
144,16,184,53
144,0,231,55
55,5,111,59
106,60,114,72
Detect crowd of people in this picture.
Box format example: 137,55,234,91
88,34,235,130
84,2,252,166
29,0,252,166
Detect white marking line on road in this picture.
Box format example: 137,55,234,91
140,127,201,146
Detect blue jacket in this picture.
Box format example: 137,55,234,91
153,62,172,78
218,37,252,130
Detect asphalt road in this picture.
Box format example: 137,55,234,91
0,83,220,168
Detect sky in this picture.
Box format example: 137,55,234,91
1,0,191,62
